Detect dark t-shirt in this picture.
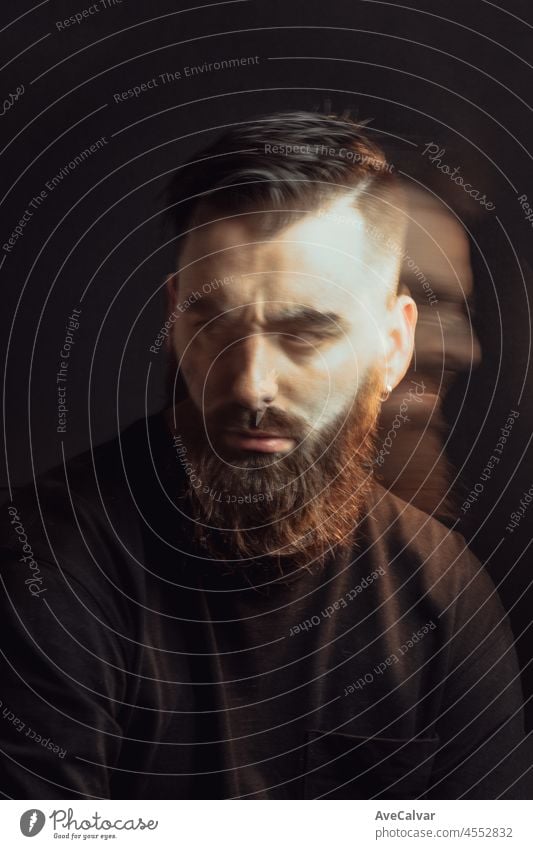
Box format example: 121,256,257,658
0,411,531,799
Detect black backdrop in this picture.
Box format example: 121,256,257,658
2,0,533,729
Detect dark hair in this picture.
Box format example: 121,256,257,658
163,110,405,266
162,110,405,406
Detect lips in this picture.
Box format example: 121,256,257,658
223,428,296,454
233,429,286,439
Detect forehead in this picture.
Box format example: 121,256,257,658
177,197,389,310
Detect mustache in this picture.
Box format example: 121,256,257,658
204,403,312,441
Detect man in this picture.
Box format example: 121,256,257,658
0,111,530,799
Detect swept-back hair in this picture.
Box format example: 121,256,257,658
162,110,405,405
163,109,404,264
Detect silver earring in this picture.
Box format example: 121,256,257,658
380,383,392,403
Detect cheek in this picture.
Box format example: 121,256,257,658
171,328,202,392
171,323,185,358
308,338,381,422
174,333,232,409
288,350,361,425
172,324,202,370
318,340,373,393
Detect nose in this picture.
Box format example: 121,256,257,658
226,334,279,411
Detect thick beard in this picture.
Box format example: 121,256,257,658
172,367,382,575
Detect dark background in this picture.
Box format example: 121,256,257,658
2,0,533,728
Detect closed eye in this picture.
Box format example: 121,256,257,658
286,332,326,343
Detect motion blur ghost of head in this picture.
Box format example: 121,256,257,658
163,111,418,571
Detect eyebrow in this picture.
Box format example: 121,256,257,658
269,306,348,333
186,301,348,332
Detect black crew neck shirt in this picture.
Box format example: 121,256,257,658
0,411,531,799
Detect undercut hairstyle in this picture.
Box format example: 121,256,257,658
163,109,406,274
162,110,406,405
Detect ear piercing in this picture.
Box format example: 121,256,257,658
380,383,393,403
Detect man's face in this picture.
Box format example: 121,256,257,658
166,195,416,570
171,196,402,455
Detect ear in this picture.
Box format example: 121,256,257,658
165,272,178,313
382,294,418,390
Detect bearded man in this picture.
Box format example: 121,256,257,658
0,111,530,800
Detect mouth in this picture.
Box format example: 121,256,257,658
223,428,296,454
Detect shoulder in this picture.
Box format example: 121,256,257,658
0,414,164,617
362,480,487,602
362,483,516,664
364,479,470,555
